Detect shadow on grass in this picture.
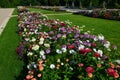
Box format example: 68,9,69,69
15,55,28,80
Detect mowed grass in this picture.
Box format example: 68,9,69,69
30,8,120,59
29,7,69,14
0,17,24,80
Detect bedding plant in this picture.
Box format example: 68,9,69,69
16,9,120,80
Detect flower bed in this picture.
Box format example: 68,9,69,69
73,9,120,21
16,9,120,80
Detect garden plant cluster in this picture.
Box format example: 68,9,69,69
16,8,120,80
74,9,120,21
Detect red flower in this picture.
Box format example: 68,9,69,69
107,68,119,78
79,48,92,55
68,45,74,49
91,43,96,47
53,26,58,29
85,48,92,53
86,66,94,73
94,53,100,58
60,22,66,27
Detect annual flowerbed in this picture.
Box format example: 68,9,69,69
73,9,120,21
16,9,120,80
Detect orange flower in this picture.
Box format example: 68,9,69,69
31,78,36,80
97,64,101,68
39,66,44,71
109,62,115,68
88,73,93,78
37,73,42,77
38,60,43,64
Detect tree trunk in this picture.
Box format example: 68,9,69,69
79,1,82,9
89,1,92,9
72,1,74,8
103,1,106,9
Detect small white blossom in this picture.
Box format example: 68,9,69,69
40,50,45,56
78,45,85,50
39,41,44,45
40,38,44,42
69,50,76,54
44,43,50,48
98,34,104,40
98,50,103,57
32,45,39,51
56,49,62,54
104,41,110,49
61,62,64,65
27,52,33,56
50,64,55,69
57,59,61,63
31,37,36,42
62,48,67,52
25,38,29,41
42,55,46,60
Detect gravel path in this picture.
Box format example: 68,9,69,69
0,8,14,35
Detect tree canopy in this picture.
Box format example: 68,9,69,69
0,0,120,8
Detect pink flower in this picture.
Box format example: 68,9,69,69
107,68,119,78
78,63,84,67
86,66,94,73
26,75,31,80
37,73,42,77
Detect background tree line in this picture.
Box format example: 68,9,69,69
0,0,120,9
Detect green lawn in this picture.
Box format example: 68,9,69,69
29,8,120,59
29,7,69,14
0,17,24,80
12,8,17,15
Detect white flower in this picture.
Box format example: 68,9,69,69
69,50,76,54
27,64,30,69
24,28,27,32
78,45,85,50
44,43,50,48
57,59,61,63
98,34,104,40
39,41,44,45
94,37,98,41
61,62,64,65
50,64,55,69
27,52,33,56
97,50,103,57
34,64,37,68
25,38,29,41
104,41,110,49
94,49,103,57
40,38,44,42
62,48,67,52
70,67,73,70
56,49,62,54
31,37,36,42
42,55,46,60
40,50,45,56
93,48,97,52
114,60,120,64
32,45,39,51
